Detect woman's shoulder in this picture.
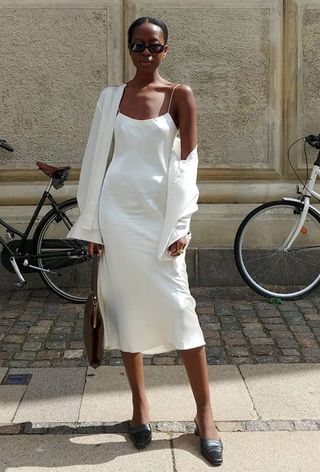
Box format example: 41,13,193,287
173,83,194,94
171,84,195,110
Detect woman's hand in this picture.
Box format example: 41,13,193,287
168,235,188,257
88,241,104,256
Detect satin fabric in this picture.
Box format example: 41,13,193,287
66,83,199,261
96,108,205,353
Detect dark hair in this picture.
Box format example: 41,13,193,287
127,16,168,45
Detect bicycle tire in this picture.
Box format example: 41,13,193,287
33,198,91,303
234,200,320,300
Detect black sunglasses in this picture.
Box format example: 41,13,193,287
129,42,166,53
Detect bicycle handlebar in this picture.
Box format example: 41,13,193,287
0,139,14,152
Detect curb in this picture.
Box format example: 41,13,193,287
1,419,320,435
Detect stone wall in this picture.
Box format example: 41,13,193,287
0,0,320,249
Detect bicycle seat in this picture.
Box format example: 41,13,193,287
36,161,70,177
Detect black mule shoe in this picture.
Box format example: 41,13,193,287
129,422,152,449
194,418,223,466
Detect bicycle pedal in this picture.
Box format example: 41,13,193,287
12,280,26,288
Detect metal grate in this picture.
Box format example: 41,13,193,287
1,373,32,385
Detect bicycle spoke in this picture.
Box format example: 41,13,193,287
234,201,320,299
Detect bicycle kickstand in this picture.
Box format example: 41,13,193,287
9,256,26,287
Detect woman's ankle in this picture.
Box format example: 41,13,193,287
196,404,213,415
131,402,151,426
132,391,148,401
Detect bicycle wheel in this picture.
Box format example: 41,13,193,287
234,200,320,300
34,198,91,303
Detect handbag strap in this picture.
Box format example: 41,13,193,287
91,250,99,298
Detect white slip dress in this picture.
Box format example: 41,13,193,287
97,83,206,354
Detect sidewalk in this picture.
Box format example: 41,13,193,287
0,363,320,470
0,287,320,470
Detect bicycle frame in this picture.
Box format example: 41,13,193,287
282,164,320,250
0,181,58,253
0,179,78,285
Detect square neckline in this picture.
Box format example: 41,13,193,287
116,83,179,131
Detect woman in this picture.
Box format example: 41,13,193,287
69,16,223,466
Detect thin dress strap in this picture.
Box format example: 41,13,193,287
167,83,181,114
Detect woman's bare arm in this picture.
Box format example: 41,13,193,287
175,84,198,160
167,84,198,257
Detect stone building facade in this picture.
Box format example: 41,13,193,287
0,0,319,285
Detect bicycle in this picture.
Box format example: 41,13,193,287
0,138,91,303
234,133,320,301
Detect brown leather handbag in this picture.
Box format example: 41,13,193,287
83,249,104,368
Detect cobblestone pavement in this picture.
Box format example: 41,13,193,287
0,286,320,368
